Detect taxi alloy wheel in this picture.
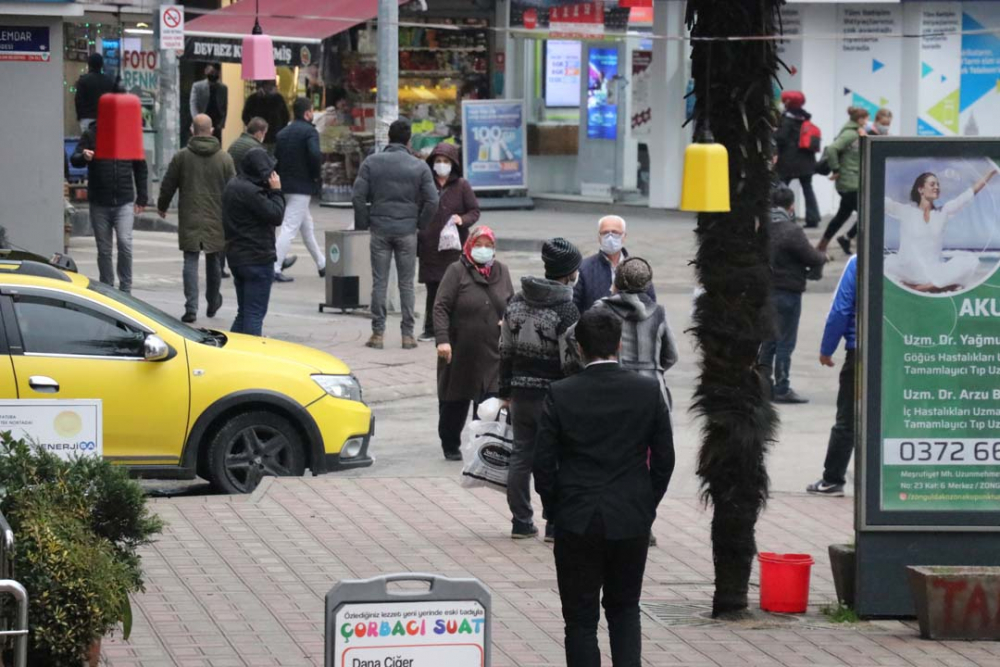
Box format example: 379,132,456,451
208,411,306,493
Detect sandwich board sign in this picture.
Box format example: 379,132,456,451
326,573,491,667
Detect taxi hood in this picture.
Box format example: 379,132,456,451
216,331,351,375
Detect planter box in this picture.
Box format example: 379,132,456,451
908,566,1000,640
828,544,856,607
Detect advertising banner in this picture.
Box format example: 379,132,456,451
959,6,1000,137
917,4,961,136
545,40,581,108
461,100,527,191
183,36,319,69
836,4,902,122
122,49,159,127
587,46,618,140
862,138,1000,528
630,50,651,137
0,400,102,460
0,25,49,62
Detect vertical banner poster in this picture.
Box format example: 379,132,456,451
775,5,803,95
917,3,961,136
630,50,652,137
122,49,159,128
863,138,1000,529
960,6,1000,137
587,46,618,140
836,4,901,122
461,100,527,191
546,40,582,108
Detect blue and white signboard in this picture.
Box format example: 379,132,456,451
0,26,50,63
461,100,527,191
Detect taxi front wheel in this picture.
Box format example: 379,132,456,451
208,411,306,493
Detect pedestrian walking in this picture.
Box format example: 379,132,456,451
775,91,821,228
70,120,149,294
222,149,286,336
157,114,235,323
74,53,115,133
818,106,868,255
242,80,290,152
535,307,675,667
273,97,326,283
573,215,656,314
433,226,514,460
807,255,857,497
418,142,481,342
228,117,268,175
190,63,228,142
499,238,582,540
352,119,439,350
759,186,828,403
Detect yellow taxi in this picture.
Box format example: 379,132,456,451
0,258,373,493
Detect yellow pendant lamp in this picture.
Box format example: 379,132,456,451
681,42,731,213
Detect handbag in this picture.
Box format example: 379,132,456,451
460,408,513,491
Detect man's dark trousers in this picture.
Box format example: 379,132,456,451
759,289,803,396
822,348,856,485
231,264,273,336
555,512,648,667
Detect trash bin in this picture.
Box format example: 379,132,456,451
321,230,372,312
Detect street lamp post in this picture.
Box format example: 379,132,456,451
375,0,399,152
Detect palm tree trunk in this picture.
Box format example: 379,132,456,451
685,0,782,618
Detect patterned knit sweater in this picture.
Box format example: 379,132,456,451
499,276,580,398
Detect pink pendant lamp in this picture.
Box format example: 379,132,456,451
242,0,276,81
96,6,144,160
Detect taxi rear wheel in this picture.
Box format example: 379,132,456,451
208,411,306,493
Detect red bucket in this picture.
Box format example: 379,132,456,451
758,552,814,613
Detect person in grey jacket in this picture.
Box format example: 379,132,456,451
190,63,227,142
353,119,439,350
760,186,828,403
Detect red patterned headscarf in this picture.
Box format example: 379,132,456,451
463,225,497,277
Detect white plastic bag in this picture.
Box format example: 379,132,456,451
439,219,461,252
460,409,513,491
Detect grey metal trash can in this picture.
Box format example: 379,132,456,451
321,230,372,313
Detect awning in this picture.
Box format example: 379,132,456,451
186,0,392,44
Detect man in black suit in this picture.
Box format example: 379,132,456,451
535,308,674,667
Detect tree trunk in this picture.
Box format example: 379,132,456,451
685,0,782,618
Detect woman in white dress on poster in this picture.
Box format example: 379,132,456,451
884,165,998,292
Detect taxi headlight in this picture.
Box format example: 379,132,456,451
312,374,363,402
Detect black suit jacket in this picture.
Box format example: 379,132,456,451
535,363,675,540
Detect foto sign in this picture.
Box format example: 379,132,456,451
159,5,184,51
0,400,102,460
326,574,491,667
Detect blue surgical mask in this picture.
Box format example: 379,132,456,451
600,232,624,255
471,247,494,265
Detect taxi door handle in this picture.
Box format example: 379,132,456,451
28,376,59,394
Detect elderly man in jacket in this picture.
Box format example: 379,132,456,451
70,120,149,294
273,97,325,282
759,186,828,403
353,119,439,350
158,114,236,323
574,215,656,314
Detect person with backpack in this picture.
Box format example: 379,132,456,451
818,106,869,255
775,91,821,228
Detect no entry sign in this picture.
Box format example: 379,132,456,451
159,5,184,50
326,574,491,667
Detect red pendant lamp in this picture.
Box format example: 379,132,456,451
242,0,276,81
95,7,144,160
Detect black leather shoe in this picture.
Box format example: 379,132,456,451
181,312,196,324
207,294,223,318
443,450,462,461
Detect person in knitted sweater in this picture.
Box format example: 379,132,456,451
500,238,582,540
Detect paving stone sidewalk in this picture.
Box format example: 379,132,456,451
101,476,1000,667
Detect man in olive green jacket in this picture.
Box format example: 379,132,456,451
158,114,236,322
228,117,268,176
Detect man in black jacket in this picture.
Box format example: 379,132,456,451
273,97,325,282
760,186,828,403
535,307,674,667
242,80,290,150
775,91,820,228
223,149,286,336
70,122,149,294
74,53,115,133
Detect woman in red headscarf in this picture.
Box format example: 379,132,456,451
432,225,514,460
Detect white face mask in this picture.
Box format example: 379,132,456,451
600,232,624,255
470,246,494,265
434,162,452,178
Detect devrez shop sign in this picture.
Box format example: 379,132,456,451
184,35,317,69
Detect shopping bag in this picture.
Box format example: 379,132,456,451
460,408,513,491
439,219,462,252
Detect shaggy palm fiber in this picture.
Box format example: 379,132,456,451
685,0,782,618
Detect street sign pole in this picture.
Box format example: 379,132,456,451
375,0,398,152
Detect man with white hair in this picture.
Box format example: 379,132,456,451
573,215,656,313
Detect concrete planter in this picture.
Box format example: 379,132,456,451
907,566,1000,640
828,544,856,607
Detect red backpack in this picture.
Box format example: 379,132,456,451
799,120,822,152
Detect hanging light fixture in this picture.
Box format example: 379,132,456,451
681,42,731,213
242,0,276,81
95,5,144,160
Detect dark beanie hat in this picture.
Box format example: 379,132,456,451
614,257,653,294
542,237,582,279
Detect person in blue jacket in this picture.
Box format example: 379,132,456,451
807,255,857,496
573,215,656,313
